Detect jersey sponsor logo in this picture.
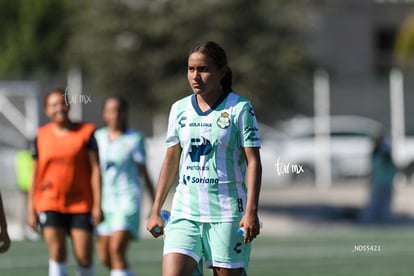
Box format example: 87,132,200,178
106,160,116,170
237,198,244,212
179,117,212,128
189,137,212,162
179,116,187,127
248,107,255,117
233,242,242,254
189,122,212,127
245,133,260,142
245,126,260,142
182,174,219,185
244,126,259,132
183,175,191,185
217,112,230,129
186,165,209,171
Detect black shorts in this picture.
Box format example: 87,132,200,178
38,211,94,233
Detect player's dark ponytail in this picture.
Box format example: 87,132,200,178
222,67,233,92
116,96,129,133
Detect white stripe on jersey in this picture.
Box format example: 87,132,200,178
218,183,232,219
198,183,211,219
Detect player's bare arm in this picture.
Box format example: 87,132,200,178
139,164,156,202
240,147,262,244
147,144,181,237
89,150,103,225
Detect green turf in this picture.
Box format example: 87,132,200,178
1,227,414,275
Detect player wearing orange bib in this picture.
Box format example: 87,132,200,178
27,88,103,276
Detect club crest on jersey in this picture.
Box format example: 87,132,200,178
217,112,230,129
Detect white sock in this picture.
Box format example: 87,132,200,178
49,259,68,276
110,269,135,276
76,263,95,276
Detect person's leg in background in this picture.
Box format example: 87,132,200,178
43,227,68,276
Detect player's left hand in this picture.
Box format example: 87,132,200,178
92,205,104,225
239,214,261,244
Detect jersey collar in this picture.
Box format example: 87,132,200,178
191,91,230,116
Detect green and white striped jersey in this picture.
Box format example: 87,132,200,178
95,128,145,213
166,92,261,222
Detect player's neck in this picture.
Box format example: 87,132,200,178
196,88,225,112
108,127,122,141
52,120,73,136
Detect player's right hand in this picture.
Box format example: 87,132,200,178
146,213,164,238
27,210,38,232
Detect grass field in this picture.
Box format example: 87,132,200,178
1,226,414,276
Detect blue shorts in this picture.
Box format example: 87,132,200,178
96,208,140,239
163,217,250,274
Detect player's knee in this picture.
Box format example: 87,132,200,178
98,251,111,268
109,243,124,259
76,253,92,268
49,247,67,263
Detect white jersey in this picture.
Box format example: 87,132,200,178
166,92,261,222
95,128,146,213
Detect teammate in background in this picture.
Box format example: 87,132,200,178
146,41,262,276
95,96,155,276
27,89,103,276
0,190,11,253
359,134,398,224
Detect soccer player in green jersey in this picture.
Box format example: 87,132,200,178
96,96,155,276
147,41,262,276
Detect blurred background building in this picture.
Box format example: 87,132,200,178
309,0,414,131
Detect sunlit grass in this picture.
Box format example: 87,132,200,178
1,227,413,275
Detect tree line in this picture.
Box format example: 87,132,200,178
0,0,319,123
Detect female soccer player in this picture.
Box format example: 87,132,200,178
27,88,103,276
95,96,155,276
147,41,262,276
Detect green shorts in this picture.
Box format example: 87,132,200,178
97,208,140,239
163,217,251,274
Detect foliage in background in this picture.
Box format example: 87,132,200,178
0,0,313,123
395,12,414,70
67,0,313,123
0,0,73,78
